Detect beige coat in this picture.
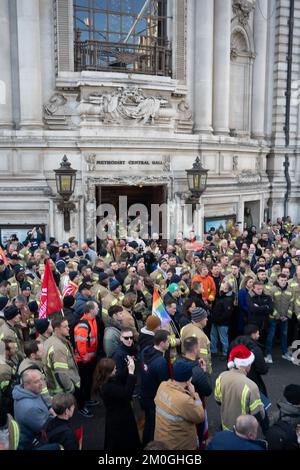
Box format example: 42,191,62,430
154,380,204,450
214,368,265,431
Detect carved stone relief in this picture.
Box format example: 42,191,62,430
233,155,239,172
43,92,80,129
237,170,261,184
175,100,193,133
84,153,97,172
232,0,256,27
78,86,174,126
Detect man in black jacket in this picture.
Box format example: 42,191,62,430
174,336,212,446
247,281,273,343
175,336,212,397
140,330,170,446
228,324,268,397
188,281,207,309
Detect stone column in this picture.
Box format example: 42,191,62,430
251,0,268,138
0,1,13,127
17,0,43,128
193,0,214,133
212,0,231,135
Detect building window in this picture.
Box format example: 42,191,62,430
74,0,171,76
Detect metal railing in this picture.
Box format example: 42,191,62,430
74,39,172,77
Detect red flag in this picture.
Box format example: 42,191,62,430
62,282,78,298
39,259,63,318
0,246,7,266
74,426,83,450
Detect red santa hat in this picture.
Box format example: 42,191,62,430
227,345,255,369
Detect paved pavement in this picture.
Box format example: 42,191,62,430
70,346,300,450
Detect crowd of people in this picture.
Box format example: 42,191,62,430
0,217,300,450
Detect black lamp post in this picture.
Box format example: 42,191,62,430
185,156,208,207
54,155,77,232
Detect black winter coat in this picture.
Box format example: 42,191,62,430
101,374,141,451
112,343,137,382
211,292,235,326
46,417,79,450
228,335,268,396
247,293,273,326
188,290,207,309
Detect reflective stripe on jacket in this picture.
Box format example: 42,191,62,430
74,313,98,363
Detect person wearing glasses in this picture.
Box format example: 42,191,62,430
112,327,137,383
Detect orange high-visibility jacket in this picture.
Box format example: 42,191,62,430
74,314,98,364
192,274,216,302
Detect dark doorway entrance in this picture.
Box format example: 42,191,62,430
96,185,167,244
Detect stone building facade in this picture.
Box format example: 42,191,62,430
0,0,300,243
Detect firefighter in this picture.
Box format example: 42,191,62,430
214,345,265,432
43,315,80,396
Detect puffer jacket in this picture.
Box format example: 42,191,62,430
276,399,300,430
154,379,204,450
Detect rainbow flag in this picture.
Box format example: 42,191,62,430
152,289,171,326
0,246,7,266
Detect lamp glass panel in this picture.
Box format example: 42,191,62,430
60,175,72,193
193,174,200,191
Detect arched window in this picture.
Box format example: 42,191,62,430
73,0,171,76
229,27,254,136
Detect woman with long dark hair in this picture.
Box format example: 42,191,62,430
178,298,196,328
93,357,141,451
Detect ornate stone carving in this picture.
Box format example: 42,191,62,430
175,100,193,133
85,180,97,241
255,155,261,173
43,93,79,129
84,153,97,172
177,100,192,121
232,0,255,26
88,175,171,186
162,155,171,172
79,86,171,125
44,93,67,115
233,155,239,172
237,170,261,184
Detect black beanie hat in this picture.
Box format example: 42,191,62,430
34,318,50,335
63,295,75,308
69,271,79,282
284,384,300,405
3,305,20,321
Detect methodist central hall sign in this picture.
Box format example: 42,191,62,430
97,160,164,166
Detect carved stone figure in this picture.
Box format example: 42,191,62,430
177,100,192,120
233,155,238,172
83,86,169,125
44,93,67,115
232,0,256,26
84,153,97,172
